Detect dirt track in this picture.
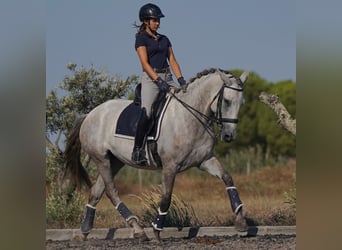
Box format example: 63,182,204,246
46,234,295,250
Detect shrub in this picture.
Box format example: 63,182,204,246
46,183,85,228
284,187,296,212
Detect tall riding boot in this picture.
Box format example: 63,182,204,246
132,108,149,165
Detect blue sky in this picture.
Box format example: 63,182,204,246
46,0,295,95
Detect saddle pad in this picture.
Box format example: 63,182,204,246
114,95,171,141
114,102,140,139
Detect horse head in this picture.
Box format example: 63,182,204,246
211,71,248,142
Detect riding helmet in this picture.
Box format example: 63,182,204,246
139,3,165,22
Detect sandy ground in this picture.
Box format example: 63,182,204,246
46,234,295,250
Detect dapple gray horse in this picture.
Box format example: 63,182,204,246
64,68,249,242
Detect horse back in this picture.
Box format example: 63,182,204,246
79,99,132,153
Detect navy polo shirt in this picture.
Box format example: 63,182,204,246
135,31,172,69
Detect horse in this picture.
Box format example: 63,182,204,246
64,68,249,242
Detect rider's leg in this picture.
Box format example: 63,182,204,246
131,72,159,165
132,107,149,165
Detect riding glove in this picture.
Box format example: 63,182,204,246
154,77,170,93
177,76,187,92
177,76,186,86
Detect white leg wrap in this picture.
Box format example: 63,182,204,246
158,207,168,215
86,204,96,210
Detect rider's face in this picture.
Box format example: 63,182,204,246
146,18,160,32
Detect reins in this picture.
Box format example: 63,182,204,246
170,91,218,139
169,81,243,140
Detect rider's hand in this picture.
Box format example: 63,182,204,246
177,76,187,93
154,77,170,93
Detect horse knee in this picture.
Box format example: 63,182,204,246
222,172,234,186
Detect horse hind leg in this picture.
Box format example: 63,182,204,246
199,156,248,232
95,152,148,241
80,174,105,239
80,154,121,238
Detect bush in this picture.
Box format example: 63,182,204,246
46,183,85,228
284,187,296,212
46,151,64,183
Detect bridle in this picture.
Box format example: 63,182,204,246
170,78,244,140
215,83,244,125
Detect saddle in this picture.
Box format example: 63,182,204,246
114,83,171,141
114,84,172,167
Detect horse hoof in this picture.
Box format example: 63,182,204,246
73,233,87,242
134,231,149,242
153,229,162,244
234,218,248,232
235,223,248,232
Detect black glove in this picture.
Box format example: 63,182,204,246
154,77,170,93
177,76,186,86
177,76,187,92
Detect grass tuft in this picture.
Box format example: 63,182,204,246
131,186,200,228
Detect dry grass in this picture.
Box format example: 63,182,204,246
82,159,296,229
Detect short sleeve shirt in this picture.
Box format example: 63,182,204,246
135,31,172,69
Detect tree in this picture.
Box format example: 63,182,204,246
259,91,296,136
46,63,138,184
257,81,296,156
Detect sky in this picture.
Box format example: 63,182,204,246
46,0,295,95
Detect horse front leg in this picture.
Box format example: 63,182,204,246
199,156,248,232
152,168,177,243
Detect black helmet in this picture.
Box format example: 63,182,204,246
139,3,165,22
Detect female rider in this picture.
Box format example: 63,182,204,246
132,3,186,165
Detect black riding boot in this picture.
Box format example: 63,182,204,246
132,108,149,165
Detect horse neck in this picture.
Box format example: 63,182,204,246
182,73,223,114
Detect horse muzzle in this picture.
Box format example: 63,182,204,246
221,132,236,143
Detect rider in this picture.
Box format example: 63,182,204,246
132,3,186,165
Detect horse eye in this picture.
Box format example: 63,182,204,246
224,99,231,106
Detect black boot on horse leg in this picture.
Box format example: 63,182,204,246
227,186,248,232
116,202,148,241
132,107,149,165
80,204,96,239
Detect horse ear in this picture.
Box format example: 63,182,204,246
239,71,249,84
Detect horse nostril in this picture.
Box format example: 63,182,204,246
224,134,232,142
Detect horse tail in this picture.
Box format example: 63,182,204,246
64,115,92,190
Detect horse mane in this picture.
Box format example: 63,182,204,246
188,68,233,84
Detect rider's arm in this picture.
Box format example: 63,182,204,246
168,47,183,79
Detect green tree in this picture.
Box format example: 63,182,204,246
46,63,138,183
